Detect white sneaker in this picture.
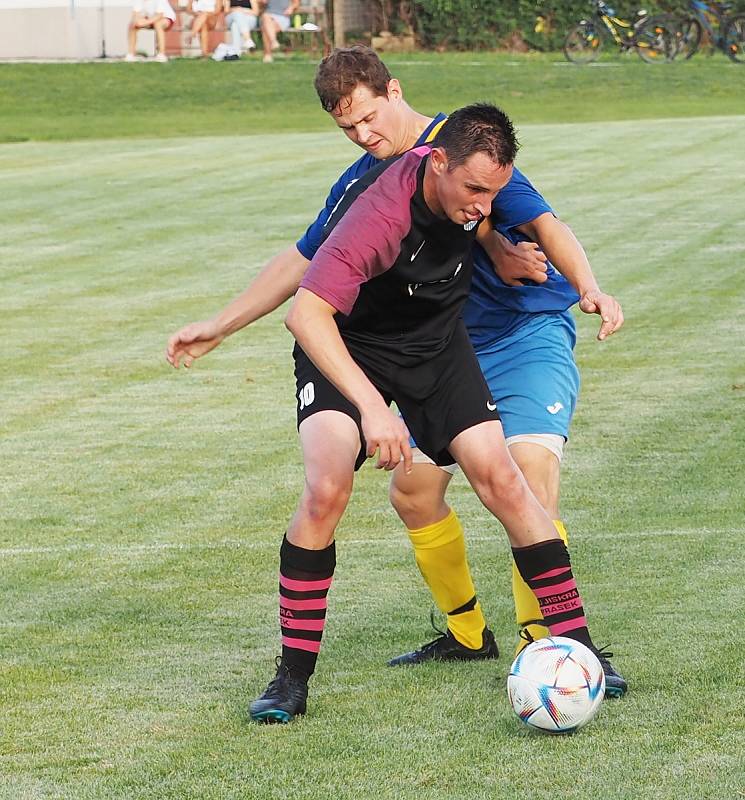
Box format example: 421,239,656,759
262,53,273,63
243,37,256,51
211,42,228,61
154,52,169,62
124,53,137,62
300,22,320,31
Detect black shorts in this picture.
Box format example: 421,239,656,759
293,321,500,471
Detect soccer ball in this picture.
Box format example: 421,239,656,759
507,636,605,733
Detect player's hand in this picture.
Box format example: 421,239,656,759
578,290,624,341
361,406,413,474
166,320,225,368
493,240,548,286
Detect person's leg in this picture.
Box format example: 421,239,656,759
127,13,144,57
226,11,241,50
249,410,360,723
450,422,597,650
225,11,248,54
261,13,281,61
476,314,580,650
153,18,168,57
231,11,256,50
190,12,202,43
242,12,258,49
388,460,495,659
507,439,567,647
199,14,211,56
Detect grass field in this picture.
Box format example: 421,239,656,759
2,55,745,799
2,52,745,142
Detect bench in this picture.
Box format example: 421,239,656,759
163,3,329,58
281,3,330,55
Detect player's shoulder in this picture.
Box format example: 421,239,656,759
503,166,539,194
336,152,380,187
352,147,428,194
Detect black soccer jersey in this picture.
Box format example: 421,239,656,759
300,146,481,366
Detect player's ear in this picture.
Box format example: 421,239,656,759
430,147,449,175
386,79,402,103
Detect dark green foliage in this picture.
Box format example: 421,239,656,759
406,0,745,50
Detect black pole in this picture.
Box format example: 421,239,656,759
100,0,107,58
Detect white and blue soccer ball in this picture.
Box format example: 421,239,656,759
507,636,605,733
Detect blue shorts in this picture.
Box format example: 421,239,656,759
476,311,579,440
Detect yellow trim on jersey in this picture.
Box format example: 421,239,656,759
424,118,447,143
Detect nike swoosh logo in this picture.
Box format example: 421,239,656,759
410,240,425,261
547,402,564,415
487,401,497,411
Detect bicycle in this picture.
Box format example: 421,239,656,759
564,0,676,64
666,1,745,63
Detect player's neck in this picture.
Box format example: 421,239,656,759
399,105,434,152
422,159,445,218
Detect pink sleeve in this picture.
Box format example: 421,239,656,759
300,153,421,315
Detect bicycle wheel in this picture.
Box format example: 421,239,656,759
675,16,702,60
564,22,604,63
634,15,675,63
723,14,745,63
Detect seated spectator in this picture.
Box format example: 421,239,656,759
259,0,299,63
187,0,222,57
225,0,259,53
126,0,176,62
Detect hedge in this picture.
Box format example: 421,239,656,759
395,1,745,51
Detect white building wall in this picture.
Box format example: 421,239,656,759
0,1,156,59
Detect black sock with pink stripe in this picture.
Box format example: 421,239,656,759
512,538,595,650
279,534,336,683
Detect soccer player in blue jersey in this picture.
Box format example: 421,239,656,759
166,47,627,701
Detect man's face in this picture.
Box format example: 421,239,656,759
331,82,408,159
430,150,514,226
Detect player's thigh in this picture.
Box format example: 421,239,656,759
298,410,360,498
294,343,367,471
478,316,579,442
449,420,516,486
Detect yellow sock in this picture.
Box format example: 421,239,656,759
512,519,569,655
407,509,486,650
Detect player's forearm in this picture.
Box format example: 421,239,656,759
285,290,385,413
476,221,507,265
212,245,310,338
523,215,600,297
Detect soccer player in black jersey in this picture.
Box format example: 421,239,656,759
247,105,612,723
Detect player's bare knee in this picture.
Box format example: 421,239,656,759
304,474,352,524
389,481,424,526
472,462,526,515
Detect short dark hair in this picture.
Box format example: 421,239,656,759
315,46,392,113
434,103,519,169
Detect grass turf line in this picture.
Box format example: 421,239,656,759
1,112,744,797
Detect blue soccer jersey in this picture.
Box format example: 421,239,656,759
466,169,580,349
296,114,449,260
296,112,580,350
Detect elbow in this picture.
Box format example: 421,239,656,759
284,304,299,336
285,298,307,340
